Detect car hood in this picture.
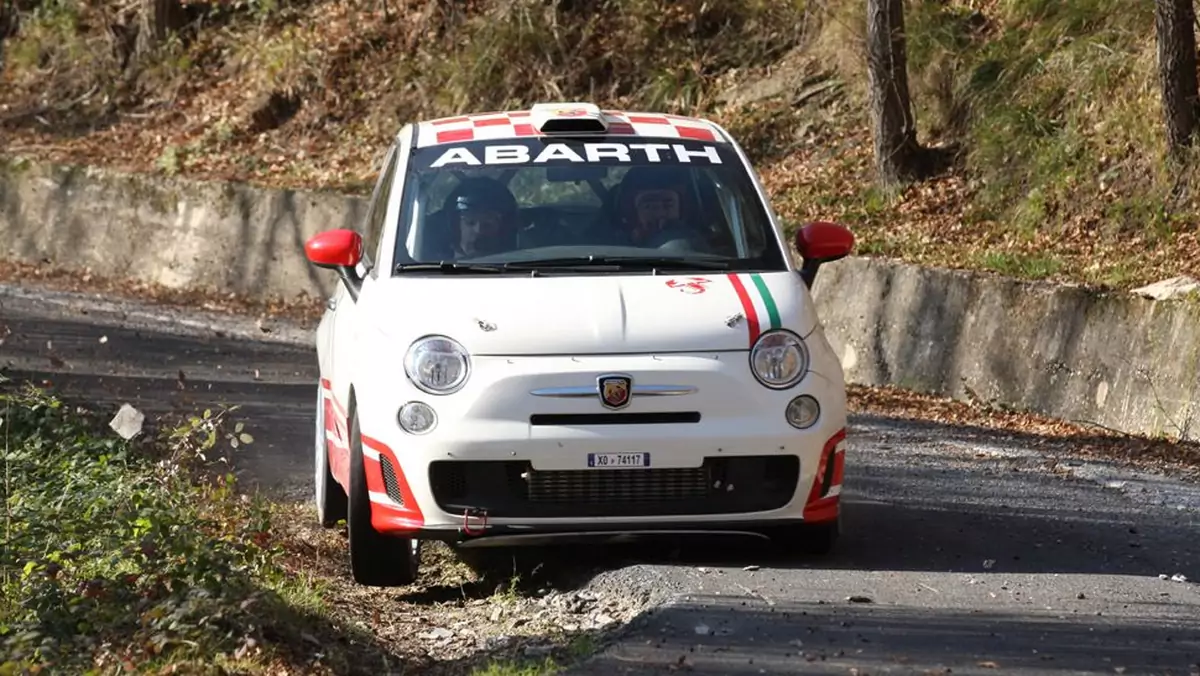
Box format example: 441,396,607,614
358,272,819,355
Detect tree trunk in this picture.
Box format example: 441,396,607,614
1155,0,1199,160
866,0,924,187
0,0,15,72
136,0,185,55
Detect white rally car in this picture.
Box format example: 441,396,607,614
305,103,855,587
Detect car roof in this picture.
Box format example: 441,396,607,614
412,107,731,148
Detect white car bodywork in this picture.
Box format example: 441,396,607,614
308,103,853,585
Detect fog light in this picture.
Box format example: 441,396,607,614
398,401,437,434
785,395,820,429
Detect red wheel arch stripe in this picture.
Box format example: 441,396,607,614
362,434,425,533
803,428,847,523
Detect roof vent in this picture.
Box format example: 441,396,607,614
530,102,608,134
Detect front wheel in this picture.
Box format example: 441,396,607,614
346,404,420,587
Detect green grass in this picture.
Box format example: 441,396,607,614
469,634,601,676
0,379,367,673
901,0,1171,228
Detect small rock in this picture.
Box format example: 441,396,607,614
490,606,503,622
1171,573,1188,583
743,565,761,571
483,635,512,650
983,559,996,570
846,596,873,604
1160,574,1170,580
1077,592,1086,600
561,623,579,632
109,403,145,440
99,335,108,344
694,623,712,635
1131,275,1200,301
523,643,555,657
594,613,616,627
418,627,453,641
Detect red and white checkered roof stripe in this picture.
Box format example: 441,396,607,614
414,110,727,147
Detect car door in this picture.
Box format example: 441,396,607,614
325,141,402,484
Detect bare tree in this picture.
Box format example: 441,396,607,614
135,0,186,55
0,0,16,71
866,0,924,187
1155,0,1199,160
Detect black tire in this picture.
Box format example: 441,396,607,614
346,403,421,587
314,385,347,528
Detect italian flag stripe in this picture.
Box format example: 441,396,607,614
728,273,782,346
749,273,781,332
726,273,761,346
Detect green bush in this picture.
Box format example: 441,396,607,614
0,379,288,672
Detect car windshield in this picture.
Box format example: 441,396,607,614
390,136,788,274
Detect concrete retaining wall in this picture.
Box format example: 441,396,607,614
3,154,1198,439
810,257,1200,440
0,156,367,301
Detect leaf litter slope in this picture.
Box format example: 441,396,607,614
2,0,1199,289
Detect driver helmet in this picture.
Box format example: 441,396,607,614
617,167,696,245
448,177,520,257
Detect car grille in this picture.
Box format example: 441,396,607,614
428,456,800,518
527,466,710,504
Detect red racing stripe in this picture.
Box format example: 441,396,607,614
627,114,670,124
726,273,760,346
436,127,474,144
675,124,716,141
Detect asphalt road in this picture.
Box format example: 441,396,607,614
3,283,1199,675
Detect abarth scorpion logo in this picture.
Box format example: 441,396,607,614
597,374,633,410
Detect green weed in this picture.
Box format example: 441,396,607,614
0,381,329,672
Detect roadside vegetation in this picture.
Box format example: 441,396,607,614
1,0,1198,289
0,378,387,673
0,377,647,674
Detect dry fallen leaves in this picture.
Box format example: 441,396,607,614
849,384,1200,477
2,0,1198,291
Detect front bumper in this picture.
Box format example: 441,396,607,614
345,351,848,542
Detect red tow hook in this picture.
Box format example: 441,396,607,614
462,507,489,536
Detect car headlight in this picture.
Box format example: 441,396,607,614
749,329,809,389
403,335,470,394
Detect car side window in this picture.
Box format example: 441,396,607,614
363,145,400,274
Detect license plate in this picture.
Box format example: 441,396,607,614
587,452,650,468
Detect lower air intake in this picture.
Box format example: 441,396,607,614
428,456,799,518
379,455,404,505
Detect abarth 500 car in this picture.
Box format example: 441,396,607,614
304,102,856,587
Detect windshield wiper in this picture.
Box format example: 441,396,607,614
394,262,512,274
503,256,732,271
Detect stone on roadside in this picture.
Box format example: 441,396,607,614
1131,276,1200,301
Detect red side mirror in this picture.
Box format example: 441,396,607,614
305,229,363,269
794,221,855,262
